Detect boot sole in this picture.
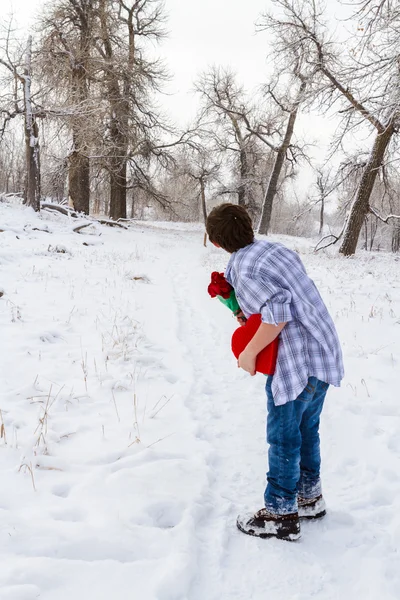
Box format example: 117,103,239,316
299,509,326,520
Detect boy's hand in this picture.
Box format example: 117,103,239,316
238,348,256,376
236,310,246,326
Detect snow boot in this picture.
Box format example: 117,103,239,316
237,508,301,541
298,495,326,520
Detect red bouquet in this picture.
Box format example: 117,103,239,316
208,271,232,299
207,272,244,319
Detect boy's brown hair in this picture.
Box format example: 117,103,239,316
206,203,254,253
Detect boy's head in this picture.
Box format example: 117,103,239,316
206,203,254,253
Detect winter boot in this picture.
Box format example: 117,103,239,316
298,495,326,520
237,508,301,541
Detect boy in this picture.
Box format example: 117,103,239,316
206,203,344,541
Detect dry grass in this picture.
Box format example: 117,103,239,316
0,409,6,445
18,462,37,491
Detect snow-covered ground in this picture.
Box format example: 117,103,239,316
1,198,399,600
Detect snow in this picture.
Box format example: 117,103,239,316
1,198,400,600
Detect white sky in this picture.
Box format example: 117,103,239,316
161,0,272,124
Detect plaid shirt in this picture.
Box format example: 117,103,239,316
225,240,344,405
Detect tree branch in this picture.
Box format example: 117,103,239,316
314,216,348,252
369,206,400,223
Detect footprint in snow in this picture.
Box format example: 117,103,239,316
52,483,72,498
39,330,64,343
146,501,184,529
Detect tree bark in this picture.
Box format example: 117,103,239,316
68,5,91,215
200,178,207,223
43,1,92,213
23,36,41,212
227,112,249,208
99,0,129,220
130,192,135,218
392,223,400,253
68,150,89,213
319,195,324,236
258,79,306,235
109,157,127,220
339,124,394,256
238,147,248,207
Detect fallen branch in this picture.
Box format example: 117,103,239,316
41,203,78,218
41,203,128,230
73,222,94,234
97,218,128,229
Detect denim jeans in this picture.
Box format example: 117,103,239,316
264,376,329,515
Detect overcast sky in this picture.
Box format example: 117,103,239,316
161,0,273,123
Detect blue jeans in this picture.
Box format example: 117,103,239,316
264,376,329,515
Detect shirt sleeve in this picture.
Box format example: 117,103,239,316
238,275,292,326
261,288,292,325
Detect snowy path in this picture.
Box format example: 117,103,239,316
160,228,400,600
1,204,400,600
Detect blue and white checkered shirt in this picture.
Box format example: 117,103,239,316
225,240,344,405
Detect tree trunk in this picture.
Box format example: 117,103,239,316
228,112,249,208
69,2,92,214
258,79,306,235
23,36,41,212
109,158,127,220
319,195,324,235
130,192,135,218
99,0,129,220
392,223,400,253
68,86,90,213
238,147,248,207
339,124,394,256
200,178,207,222
68,150,89,213
258,144,288,235
369,216,378,251
363,217,368,250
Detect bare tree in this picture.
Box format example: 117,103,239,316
39,0,96,214
257,71,308,235
96,0,168,220
0,26,42,210
195,68,268,216
177,147,221,223
292,164,355,237
265,0,400,255
39,0,172,219
22,36,41,211
196,64,310,234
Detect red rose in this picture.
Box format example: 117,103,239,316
208,272,232,299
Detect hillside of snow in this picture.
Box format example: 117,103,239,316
1,198,399,600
